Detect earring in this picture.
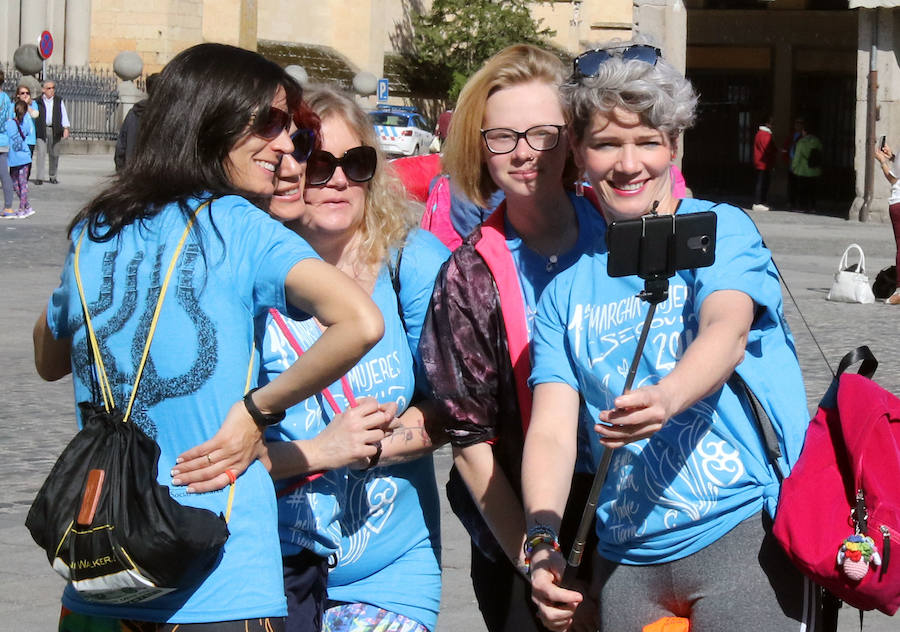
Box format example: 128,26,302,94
575,180,584,197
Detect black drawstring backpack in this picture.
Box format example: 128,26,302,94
26,203,231,604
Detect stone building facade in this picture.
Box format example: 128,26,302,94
0,1,896,219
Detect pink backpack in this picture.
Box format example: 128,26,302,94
772,348,899,615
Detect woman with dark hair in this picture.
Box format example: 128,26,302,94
33,43,384,632
522,40,813,632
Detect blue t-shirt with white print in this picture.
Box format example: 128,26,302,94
506,191,607,472
530,199,809,565
263,228,449,630
46,196,319,622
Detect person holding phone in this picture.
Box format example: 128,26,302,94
875,139,900,304
521,39,815,632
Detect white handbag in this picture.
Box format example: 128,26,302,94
826,243,876,304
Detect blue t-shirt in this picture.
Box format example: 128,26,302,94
530,199,809,565
263,229,449,630
506,191,607,472
505,191,607,340
46,196,319,622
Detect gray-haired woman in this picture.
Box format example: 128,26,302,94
521,40,817,632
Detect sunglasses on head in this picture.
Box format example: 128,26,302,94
306,146,377,186
573,45,662,79
250,106,292,140
290,129,316,163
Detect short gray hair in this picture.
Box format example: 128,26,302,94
562,39,697,144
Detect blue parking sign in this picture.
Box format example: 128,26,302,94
377,78,389,102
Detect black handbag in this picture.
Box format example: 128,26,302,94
26,203,230,604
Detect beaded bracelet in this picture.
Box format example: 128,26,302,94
523,524,561,572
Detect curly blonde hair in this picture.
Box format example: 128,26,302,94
442,44,578,208
303,86,418,267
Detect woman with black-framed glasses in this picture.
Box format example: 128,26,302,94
226,85,450,632
419,44,608,632
35,43,384,632
522,39,814,632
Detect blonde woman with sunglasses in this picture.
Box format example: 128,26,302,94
238,85,450,632
521,40,814,632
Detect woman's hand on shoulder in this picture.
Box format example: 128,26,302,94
529,546,583,632
172,400,264,493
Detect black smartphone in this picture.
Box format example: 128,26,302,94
880,135,887,151
606,211,717,279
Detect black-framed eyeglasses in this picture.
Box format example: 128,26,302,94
17,90,30,96
573,45,662,79
306,146,377,186
480,125,565,155
290,129,316,163
249,106,292,140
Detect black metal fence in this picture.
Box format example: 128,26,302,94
1,63,134,141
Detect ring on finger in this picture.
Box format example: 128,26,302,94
206,454,213,465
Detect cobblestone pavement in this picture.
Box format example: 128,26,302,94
0,154,894,630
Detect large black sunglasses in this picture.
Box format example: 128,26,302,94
573,45,662,79
290,129,316,163
250,106,292,140
306,146,377,186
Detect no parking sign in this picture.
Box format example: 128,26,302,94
39,31,53,60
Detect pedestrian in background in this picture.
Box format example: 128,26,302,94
34,80,70,185
435,107,453,151
115,73,160,171
4,99,35,218
752,114,776,212
875,139,900,305
15,83,38,156
0,69,18,217
791,119,823,213
782,117,804,208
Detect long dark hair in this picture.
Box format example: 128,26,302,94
69,43,302,240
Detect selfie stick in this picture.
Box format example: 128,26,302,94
563,210,675,583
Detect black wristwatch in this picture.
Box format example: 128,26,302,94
243,388,286,426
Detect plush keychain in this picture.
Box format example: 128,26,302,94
837,534,882,581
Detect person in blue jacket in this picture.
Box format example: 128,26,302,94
255,86,448,632
15,83,38,154
0,69,17,217
4,99,36,218
521,39,816,632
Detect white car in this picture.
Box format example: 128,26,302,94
370,108,435,157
